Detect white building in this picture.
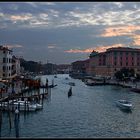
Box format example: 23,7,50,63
0,46,13,79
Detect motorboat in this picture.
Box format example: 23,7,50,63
10,101,37,111
130,87,140,93
115,100,132,110
17,100,43,110
0,100,41,111
84,79,95,86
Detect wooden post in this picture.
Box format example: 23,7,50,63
0,104,2,137
8,101,12,129
14,108,19,138
27,100,29,111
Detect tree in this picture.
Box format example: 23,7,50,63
114,68,135,81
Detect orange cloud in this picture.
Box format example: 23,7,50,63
10,15,32,21
131,34,140,46
101,25,140,37
65,44,125,53
94,44,125,52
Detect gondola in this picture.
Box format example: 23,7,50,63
68,87,72,97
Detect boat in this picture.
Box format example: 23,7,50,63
17,101,43,110
13,101,37,111
68,87,72,97
68,82,75,86
48,84,57,88
115,100,132,110
65,77,69,80
0,100,41,111
130,87,140,93
84,79,95,86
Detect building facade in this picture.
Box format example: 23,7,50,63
71,59,89,74
89,47,140,77
0,46,13,79
12,55,21,76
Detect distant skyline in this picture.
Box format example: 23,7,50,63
0,2,140,64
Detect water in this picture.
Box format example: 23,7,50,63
1,74,140,138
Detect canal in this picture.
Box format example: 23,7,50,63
1,74,140,138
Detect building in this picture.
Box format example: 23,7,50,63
0,46,13,79
89,47,140,77
12,55,21,76
71,59,89,74
56,64,71,74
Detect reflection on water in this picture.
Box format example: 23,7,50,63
1,74,140,138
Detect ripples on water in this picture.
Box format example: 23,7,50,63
1,74,140,138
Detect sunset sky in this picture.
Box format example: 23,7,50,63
0,2,140,64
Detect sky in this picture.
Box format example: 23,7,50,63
0,2,140,64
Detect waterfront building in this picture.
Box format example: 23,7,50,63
0,45,13,79
71,59,89,74
12,55,21,76
56,64,71,74
89,47,140,77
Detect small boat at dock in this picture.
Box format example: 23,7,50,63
0,100,43,111
115,100,132,110
130,87,140,93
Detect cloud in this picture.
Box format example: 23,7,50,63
94,43,125,52
6,44,23,49
48,45,56,49
64,43,126,54
64,48,94,53
10,14,32,21
100,25,140,47
1,2,140,29
101,25,140,37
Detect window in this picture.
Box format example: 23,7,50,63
3,50,5,54
114,61,117,66
114,52,117,56
126,62,128,66
9,73,10,76
3,58,6,63
126,52,128,56
137,62,139,66
120,62,122,66
3,66,5,72
132,62,134,66
3,74,5,77
131,52,134,56
9,66,10,70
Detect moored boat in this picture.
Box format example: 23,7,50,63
0,100,43,111
130,87,140,93
115,100,132,110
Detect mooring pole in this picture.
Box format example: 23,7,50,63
14,108,19,138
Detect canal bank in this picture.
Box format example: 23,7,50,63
1,74,140,138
